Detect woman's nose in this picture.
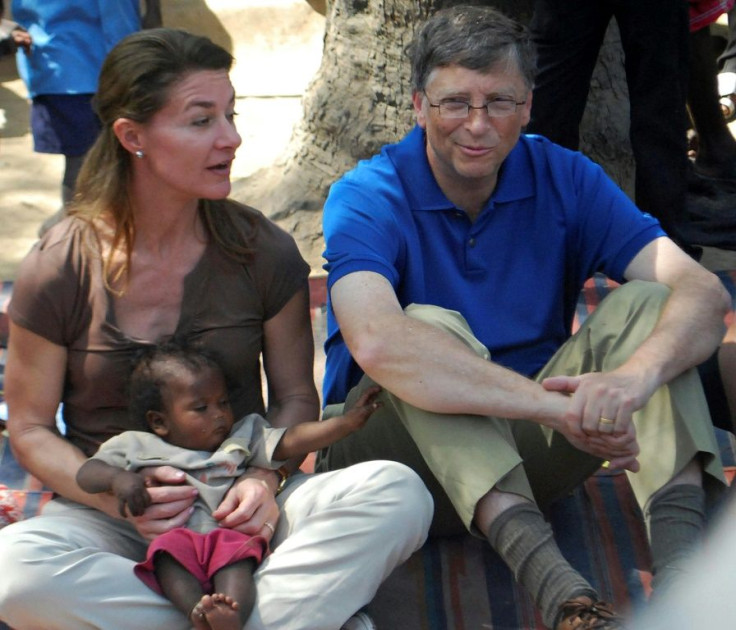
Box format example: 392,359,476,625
217,117,242,149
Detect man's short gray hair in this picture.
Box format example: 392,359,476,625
407,5,537,93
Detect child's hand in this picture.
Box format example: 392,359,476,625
343,385,383,430
111,470,152,517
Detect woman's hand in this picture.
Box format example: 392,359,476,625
212,473,281,543
127,466,198,541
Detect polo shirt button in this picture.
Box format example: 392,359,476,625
469,238,476,247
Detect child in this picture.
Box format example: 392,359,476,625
76,340,382,630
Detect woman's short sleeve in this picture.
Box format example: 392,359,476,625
246,209,311,321
8,222,91,346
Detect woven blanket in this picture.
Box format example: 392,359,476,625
369,472,652,630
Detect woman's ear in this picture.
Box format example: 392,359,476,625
113,118,145,156
146,410,169,437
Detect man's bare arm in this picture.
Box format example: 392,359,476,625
333,271,578,425
621,237,729,385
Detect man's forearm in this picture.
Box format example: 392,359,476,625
354,312,569,425
619,278,729,390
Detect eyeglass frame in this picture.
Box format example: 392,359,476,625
423,91,527,119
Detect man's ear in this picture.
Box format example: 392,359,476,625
412,90,427,129
147,410,169,437
520,89,533,128
113,117,145,157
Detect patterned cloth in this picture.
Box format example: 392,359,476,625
0,485,21,528
690,0,735,31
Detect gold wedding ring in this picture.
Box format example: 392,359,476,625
598,417,615,425
264,521,275,535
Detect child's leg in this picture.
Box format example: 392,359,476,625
213,558,258,623
153,552,208,628
188,559,257,630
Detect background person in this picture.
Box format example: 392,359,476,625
9,0,162,235
526,0,695,254
688,0,736,185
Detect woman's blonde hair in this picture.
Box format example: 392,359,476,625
72,28,257,291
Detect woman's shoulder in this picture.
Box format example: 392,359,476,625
221,198,289,233
218,198,305,256
15,217,94,287
210,199,309,312
9,216,98,343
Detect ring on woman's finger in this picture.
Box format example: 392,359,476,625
598,416,615,425
264,521,275,535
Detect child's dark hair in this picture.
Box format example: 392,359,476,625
128,339,223,424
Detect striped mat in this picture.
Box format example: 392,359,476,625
368,472,652,630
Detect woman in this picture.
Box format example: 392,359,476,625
0,29,431,630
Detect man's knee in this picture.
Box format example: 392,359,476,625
584,280,671,350
602,280,671,315
404,303,490,359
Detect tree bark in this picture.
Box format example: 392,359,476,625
232,0,633,269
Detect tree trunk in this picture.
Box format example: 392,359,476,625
232,0,633,269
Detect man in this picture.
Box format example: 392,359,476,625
317,6,731,629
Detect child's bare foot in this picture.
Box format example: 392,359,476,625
190,593,242,630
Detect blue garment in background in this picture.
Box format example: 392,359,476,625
12,0,140,96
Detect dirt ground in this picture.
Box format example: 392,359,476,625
1,1,735,280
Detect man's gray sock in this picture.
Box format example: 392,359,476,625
646,483,705,596
486,502,596,628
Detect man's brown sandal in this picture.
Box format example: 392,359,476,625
555,596,626,629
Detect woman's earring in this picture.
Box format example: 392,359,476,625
135,150,145,159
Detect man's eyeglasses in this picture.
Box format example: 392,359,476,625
424,93,527,119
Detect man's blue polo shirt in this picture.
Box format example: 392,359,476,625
322,125,664,405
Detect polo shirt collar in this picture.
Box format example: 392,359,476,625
387,125,535,213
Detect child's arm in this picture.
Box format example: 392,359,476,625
273,386,382,460
76,459,152,518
